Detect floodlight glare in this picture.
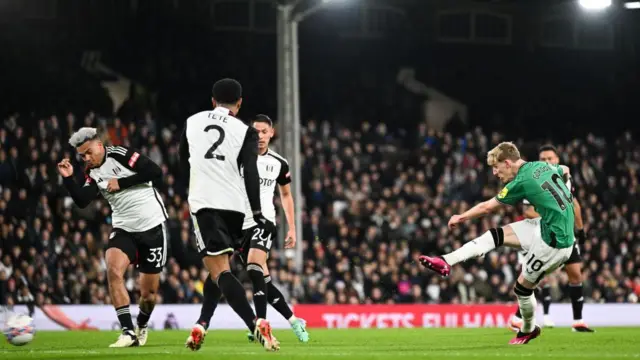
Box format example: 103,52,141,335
579,0,612,10
624,1,640,9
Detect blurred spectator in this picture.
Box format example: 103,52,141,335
0,112,639,308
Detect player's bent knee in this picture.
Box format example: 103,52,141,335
500,225,522,248
514,282,534,297
203,254,231,280
247,262,265,274
247,248,268,266
140,288,157,301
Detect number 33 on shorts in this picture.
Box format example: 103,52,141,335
146,247,164,268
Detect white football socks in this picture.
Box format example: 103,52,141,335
517,293,537,334
442,230,497,266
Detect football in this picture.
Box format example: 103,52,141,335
4,313,36,346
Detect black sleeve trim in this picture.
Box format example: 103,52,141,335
62,174,99,208
238,127,261,212
179,124,191,183
268,153,291,186
109,147,162,189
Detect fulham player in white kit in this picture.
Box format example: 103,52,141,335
58,128,168,347
181,79,279,351
196,115,310,343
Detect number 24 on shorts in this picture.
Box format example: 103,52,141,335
252,228,272,250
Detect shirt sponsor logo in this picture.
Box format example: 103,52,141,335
128,152,140,167
259,178,276,187
498,187,508,199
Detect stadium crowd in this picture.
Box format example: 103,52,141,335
0,113,639,309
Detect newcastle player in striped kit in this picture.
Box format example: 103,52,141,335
194,114,310,344
58,128,168,347
181,79,279,351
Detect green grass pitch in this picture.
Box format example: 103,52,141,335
1,328,639,360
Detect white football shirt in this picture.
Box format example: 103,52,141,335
184,107,251,214
85,146,167,232
242,149,291,229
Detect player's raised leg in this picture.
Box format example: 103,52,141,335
419,226,515,276
105,245,139,348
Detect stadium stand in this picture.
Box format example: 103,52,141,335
1,114,639,309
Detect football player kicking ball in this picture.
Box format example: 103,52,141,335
59,128,168,347
419,142,576,345
510,145,594,333
188,115,309,347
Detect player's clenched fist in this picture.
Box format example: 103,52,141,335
106,178,121,192
448,214,464,229
57,159,74,177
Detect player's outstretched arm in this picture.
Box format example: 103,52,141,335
109,148,163,190
457,198,502,223
449,198,504,228
58,159,99,208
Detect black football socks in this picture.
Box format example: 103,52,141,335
247,263,268,319
116,305,135,335
569,283,584,321
137,296,156,328
265,276,294,320
197,276,222,329
217,271,257,332
541,285,551,316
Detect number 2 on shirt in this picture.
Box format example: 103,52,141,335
204,125,226,161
